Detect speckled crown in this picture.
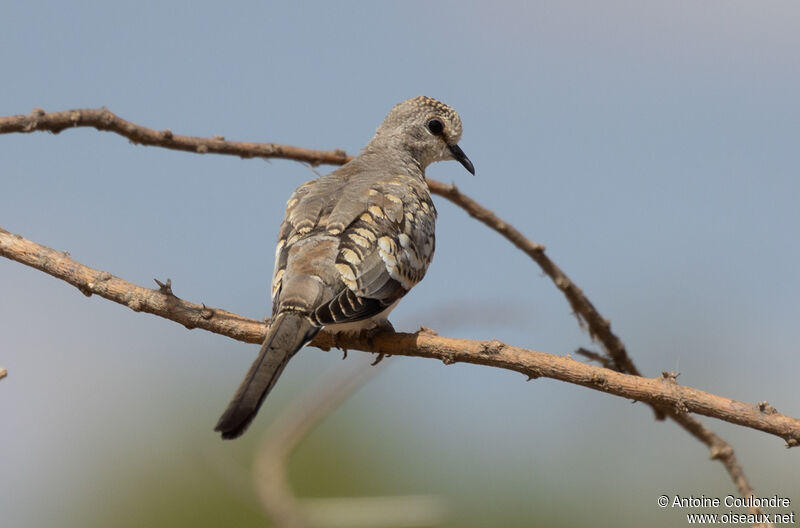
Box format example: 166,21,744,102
377,96,463,142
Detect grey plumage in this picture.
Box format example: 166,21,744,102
215,96,474,439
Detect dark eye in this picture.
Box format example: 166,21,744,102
427,118,444,136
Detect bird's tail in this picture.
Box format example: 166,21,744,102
214,311,318,440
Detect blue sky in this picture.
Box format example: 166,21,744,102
2,2,799,526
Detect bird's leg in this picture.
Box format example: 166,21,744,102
359,320,394,365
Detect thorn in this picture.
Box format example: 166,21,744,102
99,107,113,124
480,339,505,355
590,373,608,389
709,444,732,460
417,325,438,336
154,278,173,295
661,371,680,383
758,401,777,415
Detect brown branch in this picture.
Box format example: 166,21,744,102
0,228,264,344
424,186,781,525
0,108,350,166
0,108,638,375
668,411,763,516
427,183,778,523
426,181,641,374
0,108,779,524
3,227,798,450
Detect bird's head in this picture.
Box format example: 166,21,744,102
371,96,475,175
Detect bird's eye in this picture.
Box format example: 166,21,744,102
427,118,444,136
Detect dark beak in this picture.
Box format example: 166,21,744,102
448,144,475,175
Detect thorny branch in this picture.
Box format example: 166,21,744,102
2,228,798,448
0,108,350,166
0,107,649,375
1,107,791,526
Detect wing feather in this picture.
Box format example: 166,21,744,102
271,169,436,327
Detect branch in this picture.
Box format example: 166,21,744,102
0,108,350,166
0,227,263,344
0,107,640,375
0,108,697,375
426,181,640,373
425,185,778,524
3,227,798,448
0,108,780,524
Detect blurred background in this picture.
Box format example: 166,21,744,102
2,1,799,526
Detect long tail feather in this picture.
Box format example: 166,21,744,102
214,312,318,439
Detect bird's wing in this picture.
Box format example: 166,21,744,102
270,171,437,326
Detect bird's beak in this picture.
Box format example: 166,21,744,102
448,144,475,175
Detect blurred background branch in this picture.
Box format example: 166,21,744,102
252,357,448,528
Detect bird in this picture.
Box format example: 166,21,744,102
214,96,474,439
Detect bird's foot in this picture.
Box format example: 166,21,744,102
361,320,394,365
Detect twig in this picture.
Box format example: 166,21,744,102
2,227,798,449
575,347,617,370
